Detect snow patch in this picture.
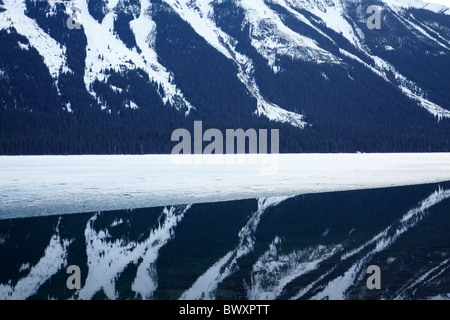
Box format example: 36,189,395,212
129,0,194,114
75,205,189,300
395,258,450,299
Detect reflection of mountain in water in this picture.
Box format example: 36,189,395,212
1,182,450,300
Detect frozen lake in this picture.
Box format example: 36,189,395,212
1,153,450,219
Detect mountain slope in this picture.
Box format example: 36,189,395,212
1,0,450,154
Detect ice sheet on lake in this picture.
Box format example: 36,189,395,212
1,153,450,219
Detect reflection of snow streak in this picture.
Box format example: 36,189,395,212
76,205,190,300
161,0,308,128
310,188,450,300
180,197,288,300
247,236,342,300
0,223,69,300
394,259,450,300
132,205,191,299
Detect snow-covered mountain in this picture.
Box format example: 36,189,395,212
2,183,450,300
1,0,450,153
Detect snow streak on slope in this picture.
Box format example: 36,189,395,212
76,205,190,300
179,197,289,300
383,0,450,15
161,0,307,127
247,236,342,300
409,13,450,47
0,223,70,300
267,0,338,43
131,205,191,299
390,8,450,50
0,0,71,79
73,0,193,113
310,187,450,300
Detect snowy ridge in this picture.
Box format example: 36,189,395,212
382,0,450,15
179,196,289,300
0,223,70,300
76,205,190,300
341,47,450,119
161,0,307,127
267,0,338,44
269,0,450,119
274,0,364,49
247,236,342,300
128,0,194,114
0,0,71,79
2,0,450,126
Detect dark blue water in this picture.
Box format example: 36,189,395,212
1,182,450,300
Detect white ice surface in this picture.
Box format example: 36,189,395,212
1,153,450,219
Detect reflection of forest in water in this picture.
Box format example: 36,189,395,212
1,182,450,300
